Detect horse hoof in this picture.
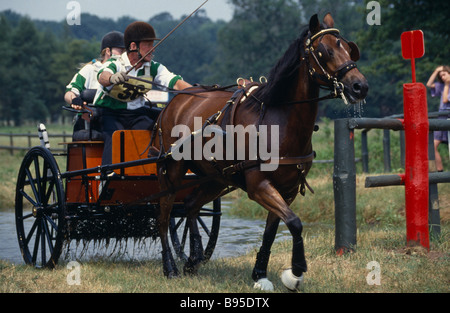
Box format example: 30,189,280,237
183,257,202,276
253,278,274,291
165,270,180,279
281,269,303,292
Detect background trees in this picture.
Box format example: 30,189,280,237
0,0,448,125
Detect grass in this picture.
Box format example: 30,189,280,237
1,225,448,293
0,121,449,293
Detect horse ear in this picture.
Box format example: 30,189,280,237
309,14,320,34
323,13,334,28
348,42,360,62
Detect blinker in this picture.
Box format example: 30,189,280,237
348,41,360,62
316,43,330,60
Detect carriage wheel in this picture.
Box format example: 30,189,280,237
15,146,66,268
169,198,221,262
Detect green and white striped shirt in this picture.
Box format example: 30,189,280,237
65,60,102,96
94,53,182,110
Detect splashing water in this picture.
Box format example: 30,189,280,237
347,100,366,118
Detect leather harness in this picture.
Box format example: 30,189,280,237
151,27,359,196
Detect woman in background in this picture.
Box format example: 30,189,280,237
426,65,450,172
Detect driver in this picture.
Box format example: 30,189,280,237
94,21,192,166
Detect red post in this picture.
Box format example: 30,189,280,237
401,30,424,83
402,83,429,250
401,30,429,250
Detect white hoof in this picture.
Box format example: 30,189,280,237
281,269,304,291
253,278,274,291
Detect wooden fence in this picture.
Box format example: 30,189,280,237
0,131,71,154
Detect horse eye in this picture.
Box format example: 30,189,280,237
327,49,334,58
336,39,341,47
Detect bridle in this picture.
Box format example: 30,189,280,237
302,27,360,105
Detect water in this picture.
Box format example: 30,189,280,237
0,201,292,265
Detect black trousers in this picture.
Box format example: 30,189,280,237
100,107,155,165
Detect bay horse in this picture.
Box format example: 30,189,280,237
154,13,368,290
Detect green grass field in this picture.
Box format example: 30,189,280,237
0,121,448,293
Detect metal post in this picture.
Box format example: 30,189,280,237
333,119,357,254
428,131,441,238
9,132,13,155
400,130,405,169
383,129,391,172
361,130,369,173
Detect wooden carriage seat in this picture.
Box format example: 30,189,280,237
65,141,104,203
65,130,192,205
111,130,157,176
65,130,156,204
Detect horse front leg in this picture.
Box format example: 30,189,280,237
247,177,306,291
252,212,280,291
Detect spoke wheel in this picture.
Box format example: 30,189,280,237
169,198,221,262
15,146,66,268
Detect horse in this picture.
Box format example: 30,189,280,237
154,13,368,291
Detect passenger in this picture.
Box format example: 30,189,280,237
65,31,126,139
426,65,450,172
94,21,192,165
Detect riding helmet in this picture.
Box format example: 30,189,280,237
100,31,125,52
124,21,160,50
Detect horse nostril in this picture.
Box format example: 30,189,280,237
352,81,369,99
353,82,362,94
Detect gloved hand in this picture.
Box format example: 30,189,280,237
71,96,84,109
109,71,128,84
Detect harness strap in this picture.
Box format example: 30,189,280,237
230,82,261,125
221,151,316,195
334,60,358,81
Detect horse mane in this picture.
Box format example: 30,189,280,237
252,26,309,106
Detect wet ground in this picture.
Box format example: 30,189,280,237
0,201,292,264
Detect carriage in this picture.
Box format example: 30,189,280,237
14,13,367,291
14,94,222,268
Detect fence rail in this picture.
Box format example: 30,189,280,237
333,116,450,253
0,132,71,154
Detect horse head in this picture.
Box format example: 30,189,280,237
305,13,368,104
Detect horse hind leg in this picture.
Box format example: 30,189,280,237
182,181,225,275
157,161,185,278
159,193,179,278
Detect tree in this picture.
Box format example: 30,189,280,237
207,0,303,85
7,17,49,125
0,15,14,125
152,10,225,85
356,0,450,116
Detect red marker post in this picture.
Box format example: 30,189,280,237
400,30,429,250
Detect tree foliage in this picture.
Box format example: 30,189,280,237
356,0,450,116
0,0,448,125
